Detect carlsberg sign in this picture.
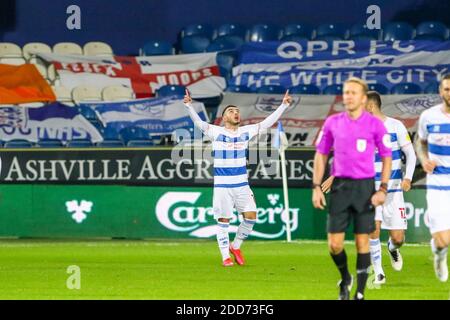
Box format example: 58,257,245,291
155,191,299,239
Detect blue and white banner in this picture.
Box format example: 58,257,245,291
232,40,450,91
0,103,103,143
82,96,209,135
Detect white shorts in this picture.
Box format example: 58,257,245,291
375,191,407,230
213,185,257,220
426,189,450,234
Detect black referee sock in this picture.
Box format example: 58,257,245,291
330,250,351,283
356,253,371,296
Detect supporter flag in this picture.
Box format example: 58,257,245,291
0,64,56,104
0,102,102,143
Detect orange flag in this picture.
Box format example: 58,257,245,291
0,64,56,104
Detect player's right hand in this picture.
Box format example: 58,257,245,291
422,159,437,174
321,176,335,193
282,90,292,105
312,188,326,210
183,89,192,104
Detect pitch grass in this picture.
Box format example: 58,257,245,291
0,239,448,300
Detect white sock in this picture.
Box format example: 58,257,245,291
216,222,230,260
370,238,384,275
388,237,400,252
232,219,256,250
431,238,448,259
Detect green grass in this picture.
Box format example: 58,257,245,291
0,240,448,299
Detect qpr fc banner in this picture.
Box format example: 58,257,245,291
216,92,442,147
231,40,450,92
37,52,226,98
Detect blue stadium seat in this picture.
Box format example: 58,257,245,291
127,140,154,147
348,23,380,40
216,23,247,39
279,23,313,40
368,83,389,94
289,84,321,95
226,84,253,93
78,105,97,122
141,40,173,56
100,126,121,140
37,139,64,148
383,22,415,41
5,139,33,148
322,84,343,95
256,85,286,94
180,24,214,39
96,140,125,148
390,82,422,94
67,139,94,148
120,126,151,145
216,53,235,73
415,21,449,41
247,24,280,42
156,85,186,98
0,140,4,148
423,82,439,94
315,23,347,40
180,35,210,53
206,36,243,52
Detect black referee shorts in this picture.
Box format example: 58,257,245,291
327,177,376,234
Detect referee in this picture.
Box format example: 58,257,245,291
312,77,392,300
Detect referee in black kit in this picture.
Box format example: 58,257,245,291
312,77,392,300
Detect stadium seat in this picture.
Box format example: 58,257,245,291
348,23,380,40
31,62,48,79
172,127,203,144
102,85,134,101
315,23,347,40
97,140,125,148
226,85,253,93
256,85,286,94
141,40,174,56
289,84,321,95
127,140,154,147
156,85,185,97
216,23,247,39
390,82,422,94
206,36,243,52
368,83,389,94
247,24,280,42
67,139,94,148
415,21,449,41
52,86,74,106
83,41,114,56
47,64,57,83
180,24,214,39
53,42,83,55
322,84,343,95
37,139,64,148
119,126,151,145
383,22,415,41
423,82,439,94
23,42,52,61
5,139,33,148
0,42,22,57
100,126,121,140
72,85,103,103
0,57,26,65
180,35,210,53
279,23,313,40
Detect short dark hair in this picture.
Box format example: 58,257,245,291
440,73,450,86
367,91,382,109
222,105,239,116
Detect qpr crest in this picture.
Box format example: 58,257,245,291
395,95,441,115
254,96,299,114
0,107,28,129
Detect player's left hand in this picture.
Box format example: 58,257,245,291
401,179,412,192
282,90,292,105
371,190,386,207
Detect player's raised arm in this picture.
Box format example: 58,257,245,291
257,90,292,131
183,89,209,132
